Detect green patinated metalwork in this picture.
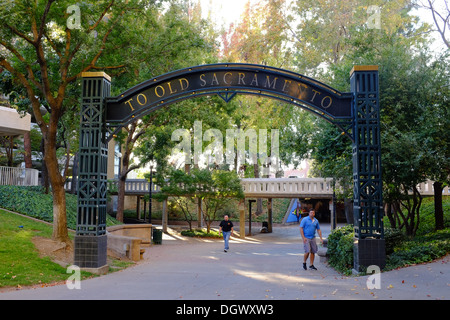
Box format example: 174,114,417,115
350,67,384,239
76,73,110,236
75,64,384,270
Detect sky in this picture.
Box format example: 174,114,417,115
200,0,258,27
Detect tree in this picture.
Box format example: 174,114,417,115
109,0,221,222
290,0,425,77
193,168,244,233
417,52,450,230
291,0,443,236
0,0,161,244
221,0,297,213
155,168,244,233
153,168,198,230
416,0,450,49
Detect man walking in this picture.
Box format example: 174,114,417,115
300,210,323,270
219,215,233,252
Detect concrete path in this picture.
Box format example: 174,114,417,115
0,224,448,300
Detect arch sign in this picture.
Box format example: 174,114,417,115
75,63,385,272
105,64,353,132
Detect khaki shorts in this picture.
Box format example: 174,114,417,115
303,238,318,254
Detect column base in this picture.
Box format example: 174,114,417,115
74,235,107,269
353,237,386,272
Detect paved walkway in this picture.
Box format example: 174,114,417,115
0,224,448,300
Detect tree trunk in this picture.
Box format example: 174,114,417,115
70,152,78,195
433,181,444,230
385,202,396,228
116,140,132,222
44,134,70,245
40,138,49,193
116,173,127,222
51,180,69,244
344,198,353,224
23,131,32,168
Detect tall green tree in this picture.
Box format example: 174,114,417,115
416,52,450,230
156,168,243,233
327,28,446,236
111,0,218,222
290,0,426,77
0,0,163,243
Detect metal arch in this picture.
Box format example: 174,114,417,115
109,63,348,100
104,63,354,142
105,87,354,143
76,64,385,271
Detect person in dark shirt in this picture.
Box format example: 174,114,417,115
219,215,234,252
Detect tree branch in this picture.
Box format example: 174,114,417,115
37,0,56,44
0,57,48,135
66,9,126,84
0,40,43,91
3,23,35,45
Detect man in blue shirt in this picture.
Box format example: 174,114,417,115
300,210,323,270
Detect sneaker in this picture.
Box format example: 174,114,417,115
309,265,317,270
224,249,227,252
303,263,307,270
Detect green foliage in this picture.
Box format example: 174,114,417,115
415,196,450,235
328,197,450,274
383,196,450,270
327,224,355,275
386,229,450,270
0,186,121,230
0,186,56,224
156,168,244,231
384,227,406,255
180,228,222,238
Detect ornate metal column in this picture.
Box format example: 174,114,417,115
74,72,110,271
350,66,385,271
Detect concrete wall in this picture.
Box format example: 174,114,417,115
0,106,31,136
106,224,153,261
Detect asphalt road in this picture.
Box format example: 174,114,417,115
0,224,448,301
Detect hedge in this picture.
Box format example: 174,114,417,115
0,185,77,230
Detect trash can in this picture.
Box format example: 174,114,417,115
260,221,269,233
153,228,163,244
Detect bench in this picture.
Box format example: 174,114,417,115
106,224,153,261
317,239,328,263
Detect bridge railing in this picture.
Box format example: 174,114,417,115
65,178,449,197
416,181,450,196
107,179,160,195
0,166,39,186
241,178,334,197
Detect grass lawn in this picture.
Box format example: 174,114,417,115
0,209,95,289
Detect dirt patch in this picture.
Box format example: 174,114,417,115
32,236,74,267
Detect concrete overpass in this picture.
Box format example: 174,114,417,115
101,178,448,239
106,178,446,198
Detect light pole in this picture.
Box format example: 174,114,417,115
148,166,154,224
248,199,256,236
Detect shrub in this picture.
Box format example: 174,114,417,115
0,185,120,230
327,224,355,275
384,227,406,255
181,228,222,238
0,186,54,223
386,229,450,270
